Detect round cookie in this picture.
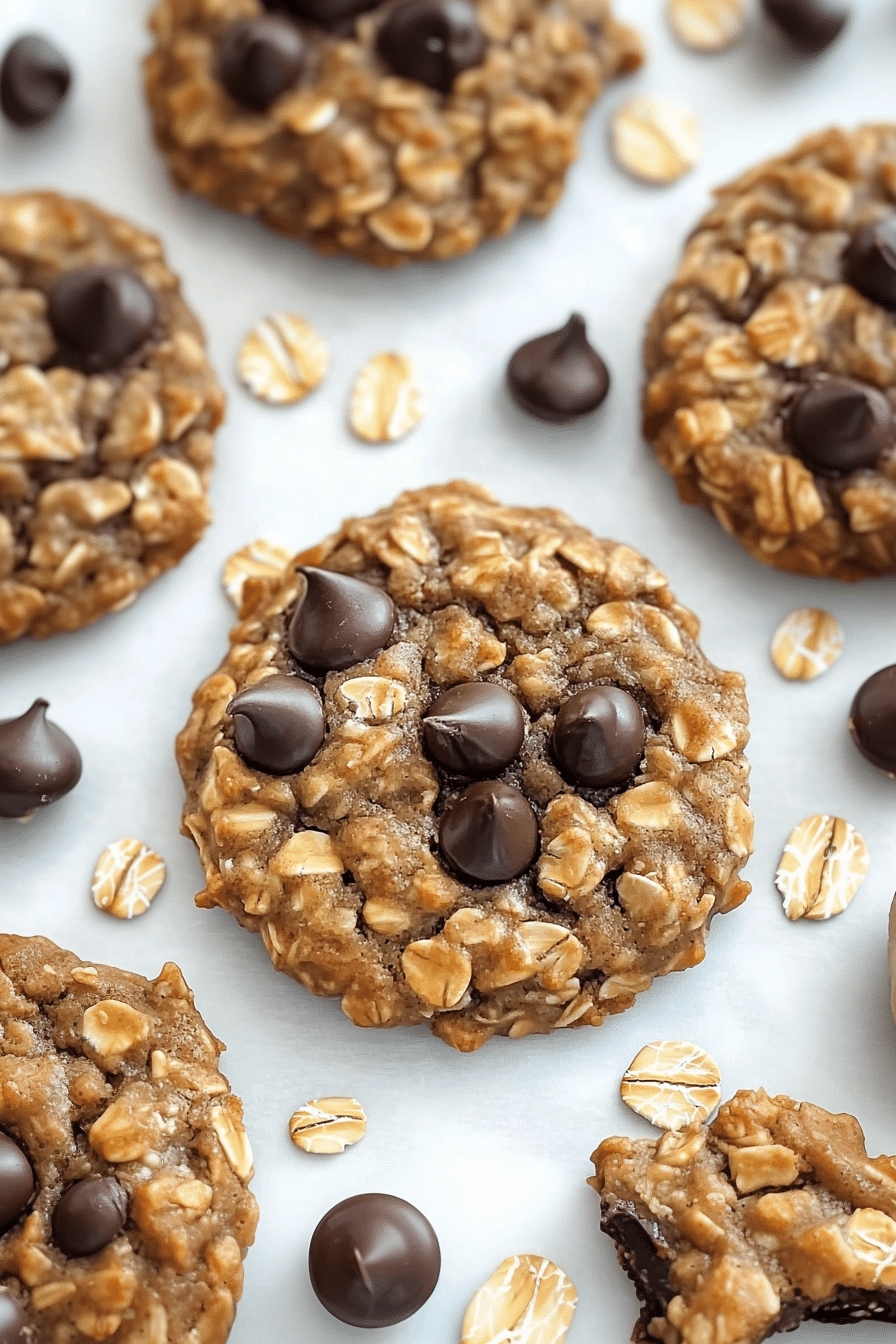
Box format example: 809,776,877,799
0,934,256,1342
143,0,643,268
177,481,753,1052
0,191,224,642
644,125,896,581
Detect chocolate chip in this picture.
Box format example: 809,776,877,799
761,0,849,54
288,567,395,673
376,0,486,93
849,664,896,776
53,1176,128,1258
423,683,525,776
0,1293,27,1344
0,700,82,820
601,1201,673,1319
844,218,896,309
552,687,645,789
48,265,156,372
0,1134,34,1235
0,34,71,128
439,780,538,883
228,674,324,773
788,379,893,477
219,15,306,110
264,0,379,30
506,314,610,423
309,1192,440,1327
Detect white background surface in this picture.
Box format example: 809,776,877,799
2,1,896,1339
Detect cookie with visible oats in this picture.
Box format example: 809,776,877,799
644,125,896,581
0,191,224,643
177,481,752,1051
0,934,257,1343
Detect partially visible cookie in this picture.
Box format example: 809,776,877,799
0,191,224,642
177,481,752,1052
0,934,257,1343
644,125,896,580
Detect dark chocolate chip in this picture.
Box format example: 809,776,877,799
0,1292,27,1344
53,1176,128,1258
227,674,324,773
309,1192,440,1327
423,683,525,776
0,700,82,820
439,780,538,883
0,1134,34,1235
849,664,896,775
376,0,486,93
552,687,645,788
506,314,610,423
218,15,306,110
788,378,893,477
0,34,71,129
601,1200,673,1319
761,0,849,54
844,218,896,309
288,567,395,673
263,0,379,30
48,265,156,371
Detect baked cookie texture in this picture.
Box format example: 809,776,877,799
0,934,257,1343
592,1088,896,1343
143,0,643,268
177,481,753,1052
644,125,896,580
0,192,224,642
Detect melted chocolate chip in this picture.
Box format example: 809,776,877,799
506,315,610,423
228,674,324,773
376,0,486,93
288,567,395,673
788,378,893,477
264,0,379,30
53,1176,128,1258
0,1293,27,1344
0,700,82,819
601,1201,673,1319
762,0,849,54
309,1193,440,1327
0,1134,34,1235
552,687,645,789
849,664,896,775
844,217,896,309
48,265,156,371
219,15,306,110
0,34,71,128
439,780,538,883
423,683,525,776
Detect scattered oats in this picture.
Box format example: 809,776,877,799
668,0,746,51
621,1041,721,1131
771,607,843,681
611,95,700,185
91,838,166,920
461,1255,577,1344
775,814,868,921
349,352,422,443
289,1097,367,1154
222,538,291,609
237,313,329,405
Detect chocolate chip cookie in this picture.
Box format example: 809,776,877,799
177,481,752,1052
0,191,224,642
644,125,896,580
0,934,257,1343
143,0,642,268
592,1087,896,1342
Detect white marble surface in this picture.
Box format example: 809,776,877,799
2,0,896,1339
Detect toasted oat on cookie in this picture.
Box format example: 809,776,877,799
176,481,752,1051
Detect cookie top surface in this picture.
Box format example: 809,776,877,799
0,934,257,1344
177,481,752,1052
0,191,224,642
644,124,896,581
143,0,642,267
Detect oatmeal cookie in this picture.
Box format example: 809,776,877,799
592,1087,896,1342
0,191,224,642
0,934,257,1343
176,481,752,1052
644,125,896,580
143,0,642,268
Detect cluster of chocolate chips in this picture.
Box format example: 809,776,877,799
0,34,71,129
761,0,849,55
506,314,611,424
0,700,82,819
